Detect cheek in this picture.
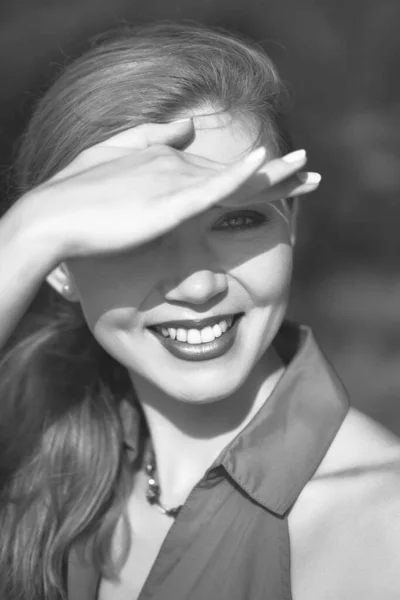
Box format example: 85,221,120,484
214,221,293,305
231,243,293,305
67,253,160,330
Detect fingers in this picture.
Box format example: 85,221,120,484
219,171,322,207
262,149,308,186
286,172,321,197
230,149,307,199
96,118,195,151
168,146,320,225
52,119,198,181
55,147,133,179
163,147,269,225
214,149,321,207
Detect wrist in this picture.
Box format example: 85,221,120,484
4,191,66,273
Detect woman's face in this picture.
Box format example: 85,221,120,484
66,112,294,403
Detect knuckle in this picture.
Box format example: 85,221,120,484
153,149,180,170
145,143,163,155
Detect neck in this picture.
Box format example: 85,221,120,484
130,346,285,507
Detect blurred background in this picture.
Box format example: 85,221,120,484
1,0,400,432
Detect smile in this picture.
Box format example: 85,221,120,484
155,316,235,344
148,314,244,361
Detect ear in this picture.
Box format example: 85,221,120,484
46,263,80,302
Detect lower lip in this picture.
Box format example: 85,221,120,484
148,317,242,362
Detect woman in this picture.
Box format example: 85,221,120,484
0,21,399,600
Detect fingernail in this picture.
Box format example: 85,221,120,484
244,146,266,164
282,149,306,163
297,171,321,184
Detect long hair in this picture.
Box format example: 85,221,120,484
0,21,289,599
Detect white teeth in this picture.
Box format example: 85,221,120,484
176,328,187,342
219,320,228,333
155,315,239,343
213,324,222,337
200,326,215,343
187,329,202,344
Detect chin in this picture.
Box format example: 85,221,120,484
148,361,252,404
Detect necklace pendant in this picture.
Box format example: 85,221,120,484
146,482,160,504
144,452,183,518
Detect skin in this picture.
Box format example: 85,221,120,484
46,112,400,600
288,408,400,599
51,110,295,499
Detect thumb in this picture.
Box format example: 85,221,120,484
99,118,195,151
50,119,195,182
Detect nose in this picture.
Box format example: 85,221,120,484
162,232,228,305
164,270,228,305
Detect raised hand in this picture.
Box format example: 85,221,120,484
17,119,319,262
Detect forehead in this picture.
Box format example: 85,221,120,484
182,111,260,164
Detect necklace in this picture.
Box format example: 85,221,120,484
144,450,183,519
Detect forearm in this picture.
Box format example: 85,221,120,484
0,196,60,351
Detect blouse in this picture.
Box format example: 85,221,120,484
67,320,349,600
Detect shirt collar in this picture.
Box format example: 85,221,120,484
121,320,349,517
216,320,349,516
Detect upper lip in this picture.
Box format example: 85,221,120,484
149,313,243,330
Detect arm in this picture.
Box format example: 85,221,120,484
0,196,60,350
0,121,316,352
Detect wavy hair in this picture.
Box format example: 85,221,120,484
0,21,289,599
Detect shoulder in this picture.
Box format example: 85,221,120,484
289,408,400,599
315,407,400,493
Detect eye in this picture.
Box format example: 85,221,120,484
213,211,270,231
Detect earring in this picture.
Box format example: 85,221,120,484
62,283,70,295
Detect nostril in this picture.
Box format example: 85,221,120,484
163,272,229,304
